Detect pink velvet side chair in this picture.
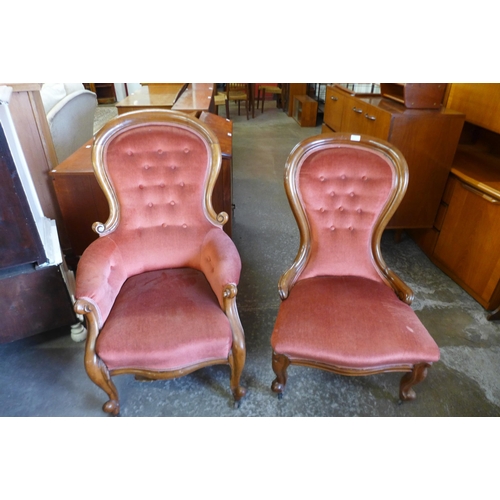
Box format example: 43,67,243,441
74,109,246,415
270,133,440,403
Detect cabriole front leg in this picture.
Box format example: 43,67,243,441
74,299,120,416
271,351,291,399
224,284,246,406
399,363,431,402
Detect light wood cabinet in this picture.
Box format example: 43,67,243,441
410,84,500,316
322,85,465,229
432,171,500,311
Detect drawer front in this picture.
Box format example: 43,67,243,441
323,86,345,131
342,99,391,139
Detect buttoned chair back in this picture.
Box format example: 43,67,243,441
74,110,246,415
271,133,440,402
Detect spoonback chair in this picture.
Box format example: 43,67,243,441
74,109,246,415
271,133,440,402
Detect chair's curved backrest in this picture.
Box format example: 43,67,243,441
91,109,224,275
280,133,409,295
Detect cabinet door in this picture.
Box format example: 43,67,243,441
433,176,500,308
324,86,345,131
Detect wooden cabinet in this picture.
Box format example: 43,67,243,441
322,85,465,229
293,95,318,127
432,170,500,312
84,83,116,104
409,84,500,317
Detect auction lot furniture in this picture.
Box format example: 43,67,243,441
74,110,246,415
270,133,440,402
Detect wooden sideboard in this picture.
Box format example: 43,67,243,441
51,111,234,265
322,84,465,229
409,84,500,319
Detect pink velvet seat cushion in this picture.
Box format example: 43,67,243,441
271,276,440,369
96,268,233,371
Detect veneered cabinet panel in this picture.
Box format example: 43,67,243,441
433,175,500,308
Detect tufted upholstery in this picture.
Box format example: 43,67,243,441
298,144,394,282
73,110,246,415
271,133,440,402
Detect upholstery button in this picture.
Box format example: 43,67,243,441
144,165,149,170
170,201,175,206
160,183,165,188
182,224,187,229
330,191,335,197
341,174,346,180
139,185,144,189
350,192,355,197
330,226,335,231
357,208,362,214
339,206,344,212
162,223,167,228
179,182,185,187
320,207,325,213
362,175,368,181
184,148,190,153
148,202,153,207
127,151,133,156
349,226,354,231
158,149,163,154
171,165,176,170
319,176,325,182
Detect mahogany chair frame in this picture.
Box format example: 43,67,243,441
271,133,435,402
74,110,246,415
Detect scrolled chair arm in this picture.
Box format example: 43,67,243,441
200,228,242,308
75,237,128,328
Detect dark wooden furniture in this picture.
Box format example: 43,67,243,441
51,112,234,262
409,84,500,319
84,83,116,104
322,84,465,229
293,94,318,127
1,85,75,342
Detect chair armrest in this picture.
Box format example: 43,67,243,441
75,237,127,328
200,228,241,308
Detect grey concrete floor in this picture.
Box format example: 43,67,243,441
1,100,500,417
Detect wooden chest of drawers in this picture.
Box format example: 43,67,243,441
322,85,465,229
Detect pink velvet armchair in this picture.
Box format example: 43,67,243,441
74,110,246,415
271,133,440,402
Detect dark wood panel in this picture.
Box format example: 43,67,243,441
0,265,76,344
0,123,46,269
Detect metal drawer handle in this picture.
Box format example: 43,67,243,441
352,107,363,114
365,113,376,121
461,182,500,204
330,96,338,101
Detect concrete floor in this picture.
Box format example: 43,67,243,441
2,100,500,417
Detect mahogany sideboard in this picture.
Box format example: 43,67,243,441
51,111,234,266
322,84,465,229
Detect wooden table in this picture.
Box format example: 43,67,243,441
51,112,233,264
115,84,187,114
116,83,216,116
